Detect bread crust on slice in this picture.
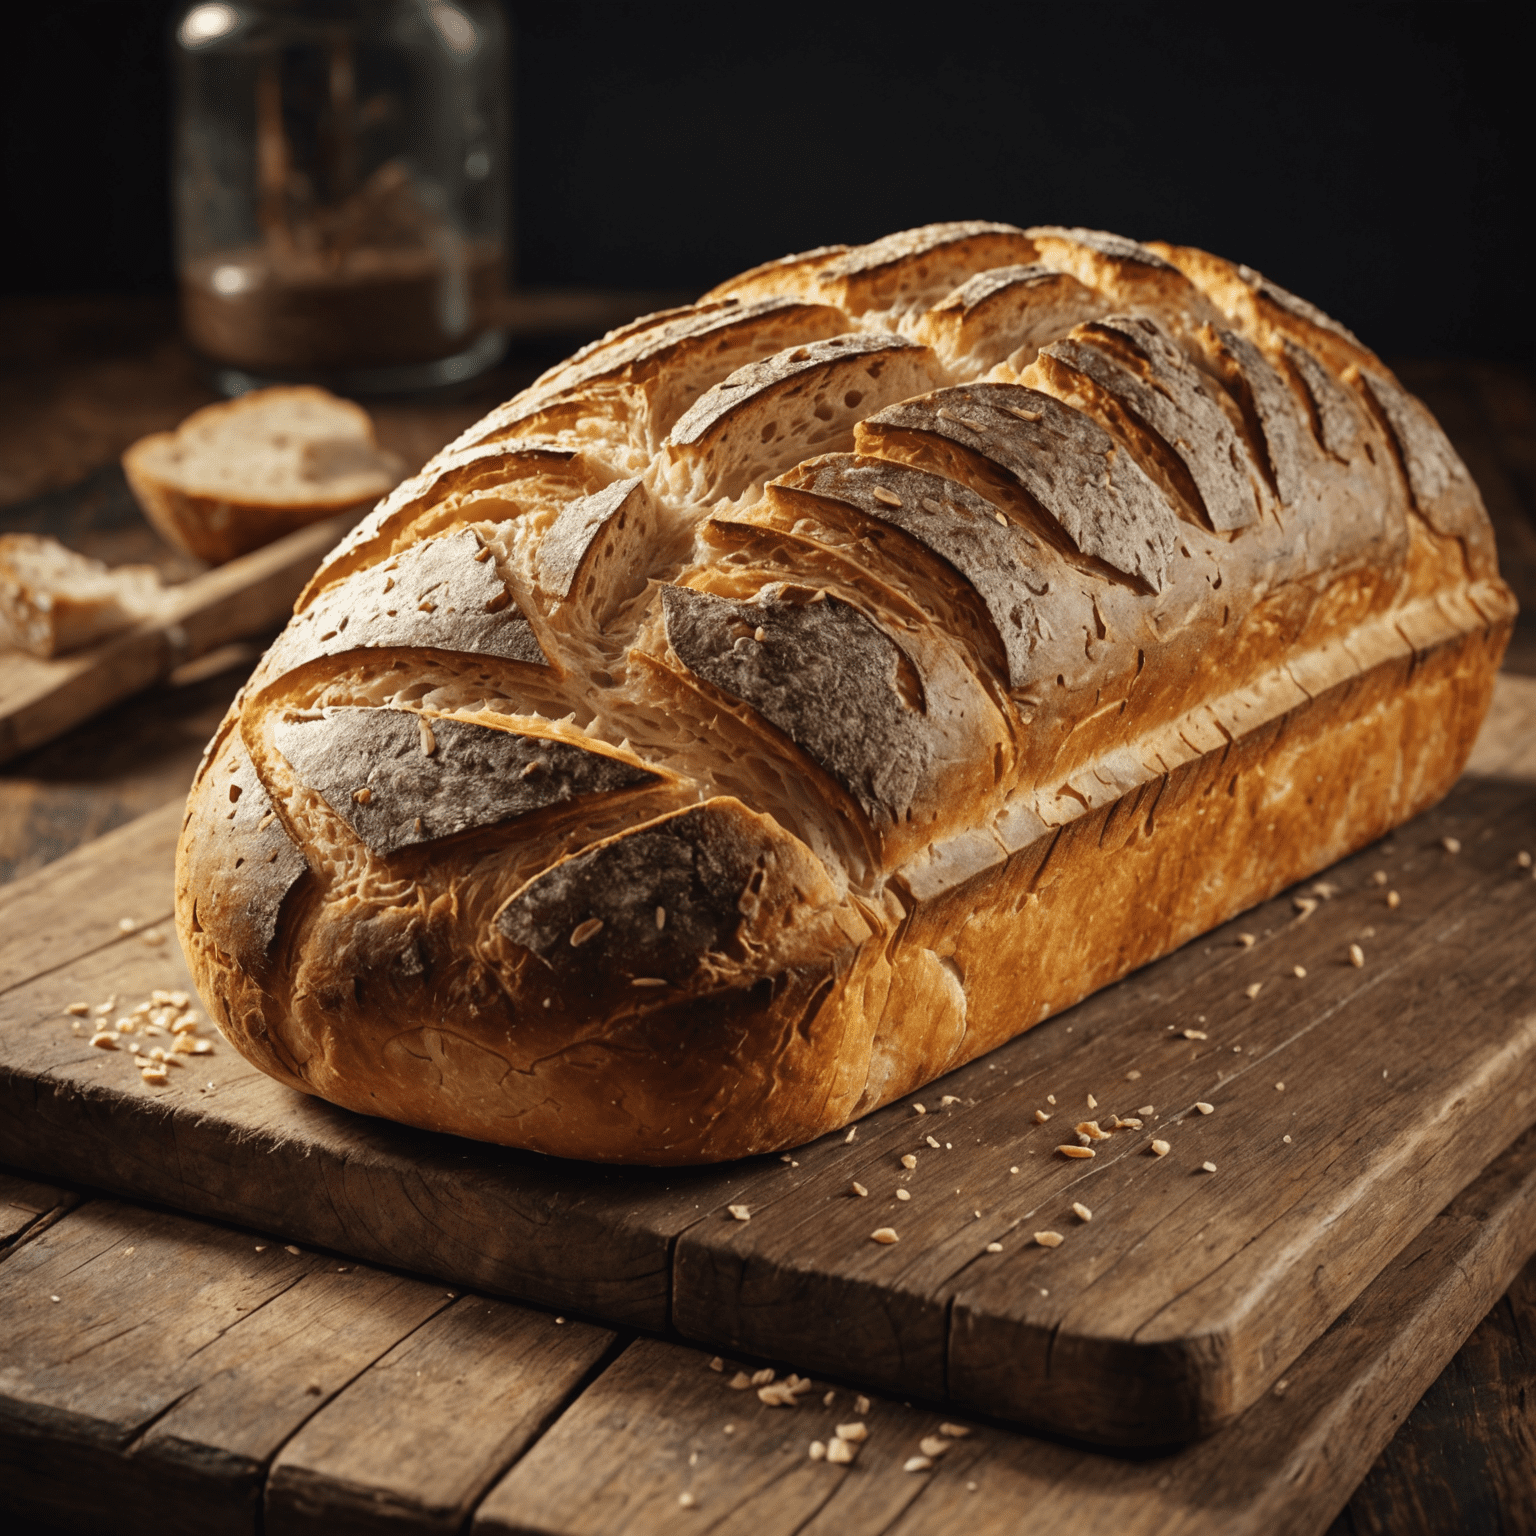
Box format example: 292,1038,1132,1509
123,386,404,565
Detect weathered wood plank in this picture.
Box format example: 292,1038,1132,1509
0,1170,77,1254
0,1199,451,1534
265,1302,615,1536
672,775,1536,1439
4,774,1536,1442
1325,1256,1536,1536
0,799,179,994
475,1123,1536,1536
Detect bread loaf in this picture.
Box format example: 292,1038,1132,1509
176,223,1513,1164
0,534,164,658
124,386,404,566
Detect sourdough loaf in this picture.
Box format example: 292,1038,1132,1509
177,223,1514,1163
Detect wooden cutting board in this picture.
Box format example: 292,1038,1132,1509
4,730,1536,1444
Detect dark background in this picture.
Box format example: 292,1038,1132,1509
1,1,1529,360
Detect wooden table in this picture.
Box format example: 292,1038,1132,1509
2,300,1535,1532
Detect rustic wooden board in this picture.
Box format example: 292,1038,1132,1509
0,512,350,766
480,1123,1536,1536
0,1182,617,1536
4,1128,1536,1536
4,700,1536,1442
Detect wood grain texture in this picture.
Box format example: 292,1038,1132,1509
475,1125,1536,1536
266,1302,615,1536
0,1170,77,1253
4,764,1536,1442
1326,1256,1536,1536
0,1198,454,1534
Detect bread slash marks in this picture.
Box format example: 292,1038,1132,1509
274,708,656,855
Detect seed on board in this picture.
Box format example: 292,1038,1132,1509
837,1421,868,1442
1137,1105,1154,1116
728,1204,751,1222
1349,943,1365,967
1183,1028,1208,1040
823,1391,836,1407
1195,1102,1214,1116
1056,1145,1095,1160
926,1135,941,1149
1275,1082,1286,1092
1150,1140,1170,1157
66,1002,89,1016
844,1127,858,1144
905,1455,934,1473
896,1188,911,1202
809,1440,826,1460
940,1095,961,1107
985,1241,1003,1253
901,1153,917,1169
1283,1134,1293,1144
1120,1117,1143,1129
855,1395,871,1415
1069,1202,1093,1224
1245,982,1263,1000
1442,836,1461,854
913,1103,927,1115
941,1423,971,1438
750,1368,775,1386
1519,852,1533,869
679,1491,696,1508
1238,933,1257,948
870,1228,900,1245
1126,1069,1142,1080
728,1372,752,1389
90,1032,120,1050
920,1436,951,1457
1034,1231,1064,1248
1387,891,1401,908
851,1181,869,1197
1075,1120,1110,1141
827,1437,857,1464
1202,1161,1218,1173
570,918,604,947
709,1357,724,1372
140,1065,169,1085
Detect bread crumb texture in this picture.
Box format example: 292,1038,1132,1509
175,222,1512,1163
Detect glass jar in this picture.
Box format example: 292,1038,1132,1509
172,0,508,394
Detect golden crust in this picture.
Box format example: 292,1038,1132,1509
176,226,1515,1163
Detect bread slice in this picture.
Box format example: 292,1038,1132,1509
123,386,404,565
0,534,164,658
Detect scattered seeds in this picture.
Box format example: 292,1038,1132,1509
1245,982,1263,1000
570,917,604,947
1349,943,1365,968
940,1094,961,1107
844,1126,858,1144
809,1441,826,1461
1034,1109,1051,1123
1034,1230,1064,1248
679,1492,696,1508
709,1357,723,1372
1150,1140,1170,1157
941,1423,971,1438
905,1456,934,1473
1518,852,1533,869
925,1135,941,1150
1201,1161,1218,1173
90,1032,120,1050
913,1103,927,1115
1275,1082,1286,1092
826,1437,857,1465
751,1369,775,1386
1387,891,1401,909
1442,836,1461,854
855,1396,871,1415
837,1421,868,1442
896,1188,911,1202
1195,1102,1214,1116
1125,1069,1142,1080
851,1181,869,1198
1087,1093,1098,1109
1183,1028,1208,1040
1293,964,1307,978
985,1241,1003,1253
1075,1120,1110,1140
728,1372,752,1390
1072,1201,1093,1222
727,1204,751,1222
1283,1134,1293,1144
1137,1105,1154,1116
901,1153,917,1170
919,1436,951,1457
1056,1145,1095,1160
1238,933,1257,947
870,1228,900,1245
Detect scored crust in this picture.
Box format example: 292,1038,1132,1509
178,222,1515,1163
